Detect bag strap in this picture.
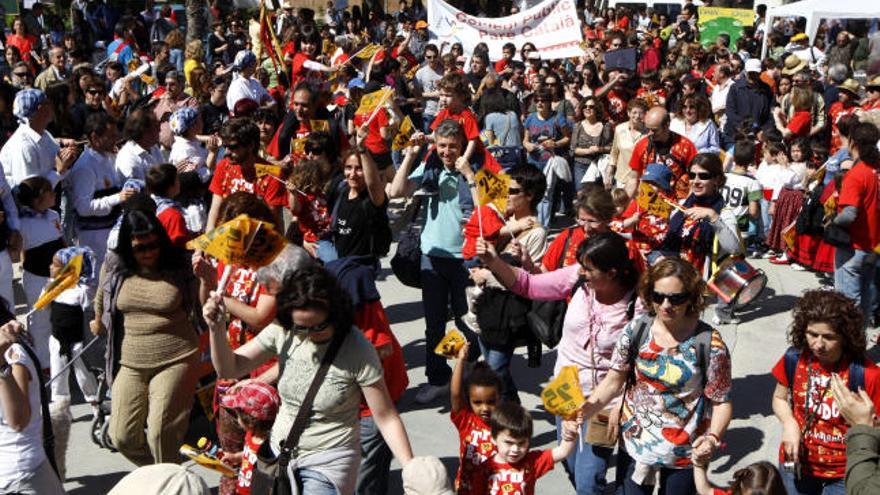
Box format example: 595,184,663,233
18,341,58,477
278,330,348,466
500,112,512,145
849,361,866,393
556,228,574,270
783,346,800,393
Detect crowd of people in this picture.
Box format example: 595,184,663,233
0,0,879,494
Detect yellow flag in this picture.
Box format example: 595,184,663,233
255,163,282,178
391,115,415,151
179,444,236,477
434,329,467,359
291,137,308,156
356,88,392,116
637,181,673,219
310,120,330,132
475,168,510,213
34,254,82,310
405,64,420,79
187,214,285,268
355,43,382,60
541,365,585,418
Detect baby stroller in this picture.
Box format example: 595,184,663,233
88,366,115,452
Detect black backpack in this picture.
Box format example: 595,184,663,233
795,186,826,236
782,346,864,393
390,197,423,288
526,229,575,348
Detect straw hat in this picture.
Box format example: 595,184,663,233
838,78,861,97
781,54,808,75
867,75,880,89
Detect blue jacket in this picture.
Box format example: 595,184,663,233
722,77,774,146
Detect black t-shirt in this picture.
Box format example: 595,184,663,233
333,186,389,258
200,101,228,135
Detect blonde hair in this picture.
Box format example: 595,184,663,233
185,39,204,62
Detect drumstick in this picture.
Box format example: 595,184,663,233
663,197,687,212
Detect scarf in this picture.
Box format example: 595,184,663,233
661,193,725,262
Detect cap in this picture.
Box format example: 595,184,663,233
108,464,210,495
232,98,259,117
415,20,428,30
867,75,880,89
791,33,809,43
233,50,257,71
12,88,47,123
838,78,861,96
402,456,454,495
780,54,807,75
744,58,762,73
641,163,673,192
220,381,280,421
169,107,199,136
348,77,366,89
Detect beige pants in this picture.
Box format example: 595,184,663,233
109,353,199,466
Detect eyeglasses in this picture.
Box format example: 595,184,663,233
291,319,331,334
87,89,104,95
13,71,29,78
584,105,597,110
688,171,716,180
132,241,160,254
650,290,690,305
535,98,550,103
508,187,523,195
576,217,604,228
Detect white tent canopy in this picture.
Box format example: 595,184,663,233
760,0,876,59
607,0,703,7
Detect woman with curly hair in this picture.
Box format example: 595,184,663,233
771,289,880,495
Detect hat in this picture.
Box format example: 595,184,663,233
232,98,259,117
12,88,46,123
169,107,199,136
233,50,257,71
780,54,808,75
108,464,209,495
348,77,366,90
838,78,861,96
55,246,97,285
402,456,454,495
744,58,762,73
415,20,428,30
641,163,673,192
220,381,280,421
867,75,880,89
790,33,809,43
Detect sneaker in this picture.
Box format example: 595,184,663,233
769,255,790,265
712,315,741,326
414,383,449,404
790,263,807,271
762,250,777,259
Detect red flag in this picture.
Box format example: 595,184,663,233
259,2,286,77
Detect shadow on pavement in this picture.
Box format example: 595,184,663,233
733,287,800,324
731,373,776,419
386,301,425,326
711,426,765,473
66,472,128,494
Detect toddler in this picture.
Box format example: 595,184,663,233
220,381,280,495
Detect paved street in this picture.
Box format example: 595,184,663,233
53,254,878,494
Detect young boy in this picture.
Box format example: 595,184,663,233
220,381,281,495
724,141,762,257
471,402,579,495
146,163,194,248
611,163,675,264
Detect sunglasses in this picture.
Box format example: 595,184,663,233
508,187,523,195
535,98,550,103
650,290,690,305
291,319,331,334
87,89,104,95
13,72,29,78
688,171,716,180
584,105,597,110
132,241,160,253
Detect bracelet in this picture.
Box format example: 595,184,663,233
704,432,721,445
467,181,476,188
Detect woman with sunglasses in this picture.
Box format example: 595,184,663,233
203,265,413,494
92,208,201,467
478,231,643,494
581,257,732,494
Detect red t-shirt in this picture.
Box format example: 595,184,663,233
432,107,481,142
357,301,408,417
541,227,585,271
291,190,331,243
605,89,628,124
353,109,391,154
494,59,509,73
771,353,880,478
629,134,698,200
209,158,288,207
291,52,321,89
157,205,191,248
471,449,555,495
787,111,812,139
236,430,264,495
838,161,880,251
451,407,497,494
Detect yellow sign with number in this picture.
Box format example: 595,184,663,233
475,168,510,214
434,329,466,359
637,181,673,219
255,163,282,179
541,365,585,418
356,88,392,116
356,43,383,60
391,115,415,151
187,214,285,268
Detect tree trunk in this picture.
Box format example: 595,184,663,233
185,0,209,43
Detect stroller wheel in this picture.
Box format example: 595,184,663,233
100,420,116,452
90,414,104,447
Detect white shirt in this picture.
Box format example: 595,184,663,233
226,75,272,112
115,140,163,181
169,136,211,182
0,344,45,488
755,162,801,200
19,208,61,250
0,124,61,187
69,147,122,219
711,78,733,115
722,171,761,221
0,163,19,231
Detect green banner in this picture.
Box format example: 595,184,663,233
698,7,753,48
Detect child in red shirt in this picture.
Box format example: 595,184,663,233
471,402,579,495
414,72,485,170
146,163,194,248
287,160,332,257
219,381,281,495
451,343,502,495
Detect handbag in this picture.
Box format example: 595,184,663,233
390,196,423,288
526,230,574,348
487,112,523,169
251,330,348,495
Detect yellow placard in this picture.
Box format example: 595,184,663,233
34,254,82,310
291,137,308,156
179,444,237,477
434,329,466,359
475,168,510,214
541,365,585,418
255,163,282,178
391,115,415,151
310,120,330,132
356,88,392,116
187,214,285,268
405,64,420,79
356,43,382,60
637,181,673,219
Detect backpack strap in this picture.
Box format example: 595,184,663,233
625,290,638,321
783,346,801,392
848,360,866,393
18,341,58,477
556,228,574,270
626,315,653,386
694,322,713,389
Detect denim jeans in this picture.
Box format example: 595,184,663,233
779,463,845,495
295,468,338,495
477,338,519,403
423,114,436,133
616,449,695,494
555,416,614,495
759,197,772,242
573,161,590,190
834,247,878,321
420,254,479,385
356,416,392,495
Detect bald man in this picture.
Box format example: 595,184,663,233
625,106,697,199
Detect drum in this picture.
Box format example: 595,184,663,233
708,258,767,306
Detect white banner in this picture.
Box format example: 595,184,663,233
427,0,584,60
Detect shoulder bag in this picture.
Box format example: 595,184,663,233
390,196,423,288
251,330,348,495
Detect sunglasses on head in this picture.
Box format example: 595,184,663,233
650,290,689,305
132,241,160,254
291,319,331,334
688,171,716,180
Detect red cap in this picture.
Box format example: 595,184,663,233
220,382,281,421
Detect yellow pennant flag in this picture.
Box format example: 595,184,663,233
310,120,330,132
255,163,283,178
34,254,83,310
405,64,420,79
355,43,382,60
434,329,467,359
637,181,673,219
356,88,392,116
541,365,585,418
291,137,308,156
391,115,415,151
475,168,510,213
179,444,236,477
187,214,285,268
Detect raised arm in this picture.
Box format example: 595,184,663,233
203,295,275,379
388,145,420,199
